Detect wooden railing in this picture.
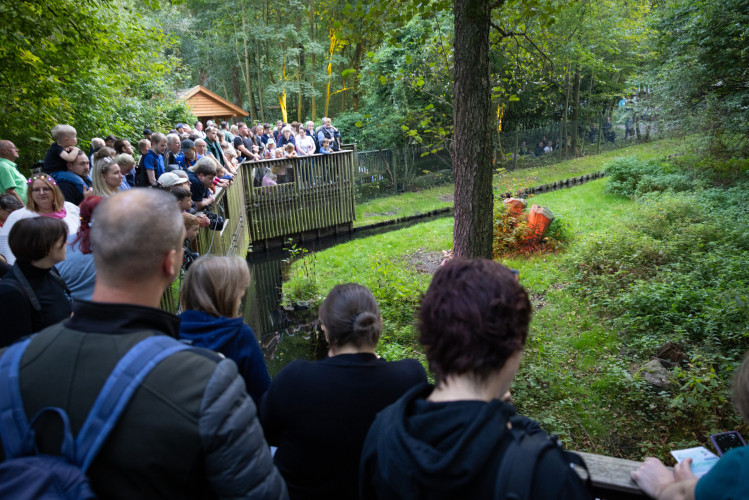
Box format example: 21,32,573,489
574,451,652,499
241,151,357,246
159,166,251,312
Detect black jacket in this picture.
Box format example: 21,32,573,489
0,262,71,347
360,383,591,500
260,353,427,500
0,300,288,500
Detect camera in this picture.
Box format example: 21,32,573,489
204,211,225,231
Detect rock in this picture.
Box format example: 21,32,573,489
639,359,671,388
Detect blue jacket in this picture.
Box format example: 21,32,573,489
178,309,271,406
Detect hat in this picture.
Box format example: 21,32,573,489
180,139,195,154
176,123,185,129
158,172,188,188
143,128,152,136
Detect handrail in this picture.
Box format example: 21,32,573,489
159,166,250,313
573,451,658,499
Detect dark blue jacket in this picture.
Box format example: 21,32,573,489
178,309,271,406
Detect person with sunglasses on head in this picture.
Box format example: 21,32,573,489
0,174,80,266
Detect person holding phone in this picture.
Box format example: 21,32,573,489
631,351,749,499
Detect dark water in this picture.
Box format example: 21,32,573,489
242,211,453,376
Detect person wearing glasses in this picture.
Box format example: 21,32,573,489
0,174,80,265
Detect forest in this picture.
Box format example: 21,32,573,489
1,0,746,165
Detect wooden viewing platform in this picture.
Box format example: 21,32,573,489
240,150,357,249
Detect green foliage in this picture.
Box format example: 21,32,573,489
0,0,192,167
650,0,749,147
604,156,694,197
570,184,749,362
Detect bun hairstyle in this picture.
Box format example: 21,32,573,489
319,284,381,349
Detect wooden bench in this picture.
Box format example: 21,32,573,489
575,451,657,499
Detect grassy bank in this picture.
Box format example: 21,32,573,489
354,137,685,228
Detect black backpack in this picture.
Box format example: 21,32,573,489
494,416,591,499
0,264,71,333
0,335,190,499
134,154,150,187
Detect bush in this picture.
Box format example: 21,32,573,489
492,198,572,258
604,156,694,197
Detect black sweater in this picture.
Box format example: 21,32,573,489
259,352,427,500
0,262,71,347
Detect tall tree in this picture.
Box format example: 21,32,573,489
452,0,493,258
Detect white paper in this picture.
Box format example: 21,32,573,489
670,446,719,478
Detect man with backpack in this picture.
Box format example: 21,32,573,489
0,189,287,500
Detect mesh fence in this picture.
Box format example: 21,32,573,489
353,117,663,201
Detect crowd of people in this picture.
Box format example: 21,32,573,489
0,123,745,500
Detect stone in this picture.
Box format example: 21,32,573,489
639,359,671,388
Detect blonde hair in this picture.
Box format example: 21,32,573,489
93,147,116,161
51,124,76,141
114,153,135,169
91,157,120,198
182,212,200,229
180,255,250,318
27,175,65,212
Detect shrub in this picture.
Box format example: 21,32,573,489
604,156,694,197
492,198,572,258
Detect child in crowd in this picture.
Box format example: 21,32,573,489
113,154,135,190
172,187,210,228
264,140,277,159
274,148,285,160
43,125,81,173
93,147,116,162
262,169,277,187
182,212,200,271
319,138,332,154
284,143,297,158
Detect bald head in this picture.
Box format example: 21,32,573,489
91,189,183,286
0,140,18,161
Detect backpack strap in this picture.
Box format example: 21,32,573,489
495,417,592,499
74,335,189,472
495,423,558,500
5,266,41,312
0,338,34,460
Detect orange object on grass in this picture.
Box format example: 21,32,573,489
526,203,554,244
503,197,527,217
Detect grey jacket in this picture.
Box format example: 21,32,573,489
0,318,288,500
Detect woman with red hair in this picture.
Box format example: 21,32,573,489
56,195,103,300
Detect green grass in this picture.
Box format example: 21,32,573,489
284,139,747,460
354,137,685,228
354,184,453,227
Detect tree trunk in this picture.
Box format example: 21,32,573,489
255,44,265,121
351,41,364,111
241,16,258,122
452,0,493,259
309,0,317,121
232,65,242,107
563,68,570,159
570,65,581,157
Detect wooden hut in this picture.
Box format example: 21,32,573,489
178,85,249,123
